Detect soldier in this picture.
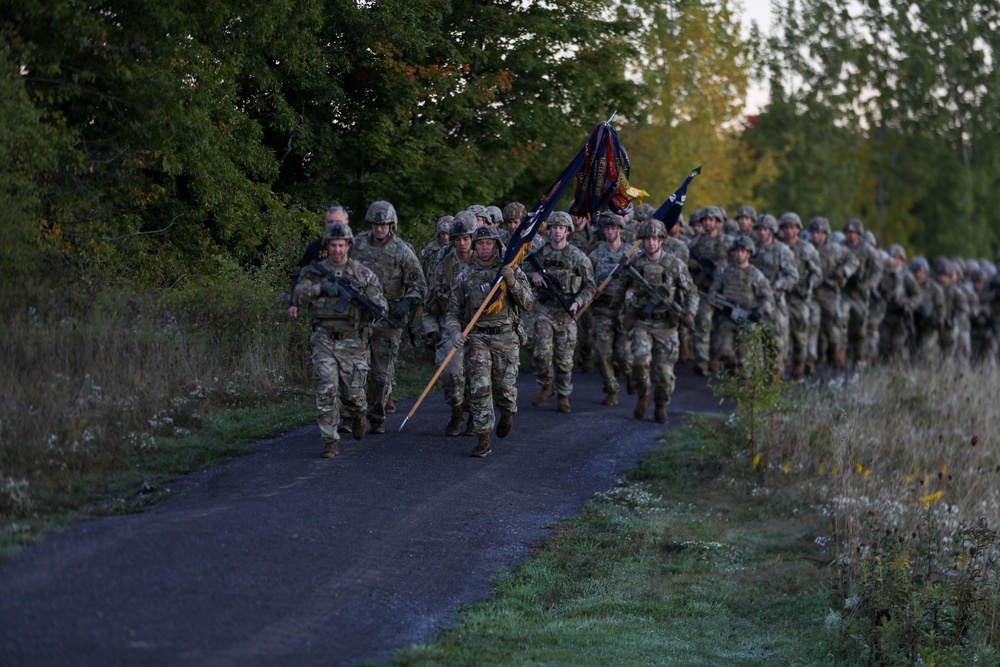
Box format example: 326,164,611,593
809,217,860,370
614,219,697,422
503,202,527,237
485,205,510,245
878,244,922,363
527,211,596,413
938,259,971,361
288,205,350,320
426,212,477,436
969,269,995,361
730,205,757,245
709,236,775,372
445,226,535,457
750,213,798,370
688,205,730,375
841,218,883,368
910,256,946,359
779,212,821,379
467,204,490,227
292,222,385,458
351,201,428,434
587,212,634,406
420,216,453,280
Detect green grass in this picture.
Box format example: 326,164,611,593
382,426,852,667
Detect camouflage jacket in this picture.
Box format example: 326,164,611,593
709,264,775,321
688,232,729,291
616,249,698,325
785,239,822,301
814,241,861,294
420,239,445,279
751,240,799,295
587,242,630,314
844,241,884,298
292,258,386,335
526,242,596,316
426,250,473,319
445,259,535,333
914,277,946,332
351,230,427,325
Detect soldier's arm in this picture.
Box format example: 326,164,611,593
507,266,536,311
292,267,320,307
776,247,799,292
400,247,428,305
573,252,597,311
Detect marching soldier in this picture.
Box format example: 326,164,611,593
808,217,860,370
420,216,453,279
351,201,428,433
779,212,821,379
292,222,386,458
688,206,730,375
614,219,698,423
910,256,946,359
587,212,634,406
527,211,596,413
750,214,798,370
841,218,883,368
878,244,922,363
445,226,535,457
709,236,775,372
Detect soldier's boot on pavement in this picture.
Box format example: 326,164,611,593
532,383,554,406
601,392,618,406
679,338,692,363
557,394,571,413
633,394,649,421
445,405,464,437
464,412,475,436
496,413,514,438
385,393,396,413
321,439,340,458
692,361,710,377
654,402,667,424
369,420,386,435
626,375,636,395
351,415,367,440
471,433,492,458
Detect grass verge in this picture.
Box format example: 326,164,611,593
383,424,846,666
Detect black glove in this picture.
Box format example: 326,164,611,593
390,298,412,320
320,281,340,297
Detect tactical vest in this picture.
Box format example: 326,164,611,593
535,246,584,298
306,261,366,331
717,266,761,309
353,233,406,302
590,244,627,306
463,264,513,325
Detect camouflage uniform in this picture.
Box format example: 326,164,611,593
911,257,947,359
527,213,596,410
709,236,776,370
425,213,477,434
293,224,386,456
420,216,453,279
568,216,598,370
351,201,428,430
445,227,535,454
940,262,971,361
809,217,860,370
779,213,821,378
750,214,798,368
687,206,730,374
841,218,884,367
614,220,698,422
587,215,633,403
878,246,922,363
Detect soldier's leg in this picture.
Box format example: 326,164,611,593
650,326,680,406
532,315,556,387
844,296,868,367
712,317,737,371
807,298,821,371
311,331,343,456
575,308,595,371
630,323,653,420
465,335,495,436
692,300,715,373
773,296,790,370
552,316,577,400
592,313,619,396
492,332,521,426
436,334,466,408
366,327,402,427
614,317,634,391
787,296,810,376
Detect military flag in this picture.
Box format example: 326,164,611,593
653,165,703,233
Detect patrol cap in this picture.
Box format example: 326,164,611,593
365,200,397,226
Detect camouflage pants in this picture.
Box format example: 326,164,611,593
575,308,595,367
593,310,633,395
915,326,940,360
434,322,466,408
367,325,402,424
465,331,520,435
786,294,811,366
630,320,679,404
533,309,577,396
813,287,844,366
711,314,765,370
310,328,369,444
692,299,715,365
864,300,886,364
772,293,789,366
843,292,869,366
879,313,912,363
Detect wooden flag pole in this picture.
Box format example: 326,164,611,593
574,238,643,319
398,278,503,432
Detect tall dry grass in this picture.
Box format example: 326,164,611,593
0,269,312,519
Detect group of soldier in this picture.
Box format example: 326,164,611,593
290,198,1000,460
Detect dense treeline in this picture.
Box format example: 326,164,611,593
1,0,997,302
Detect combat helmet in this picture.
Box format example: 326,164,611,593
467,204,489,223
887,244,906,261
435,216,454,236
450,211,477,237
472,224,501,244
637,219,667,239
730,235,755,254
547,211,573,229
703,205,727,222
485,206,503,226
322,220,354,244
755,213,778,232
779,212,803,229
365,200,397,227
910,256,930,274
596,211,626,228
503,202,527,224
843,217,865,234
634,203,655,222
735,205,758,221
808,216,831,234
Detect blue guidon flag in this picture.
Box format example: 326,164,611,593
653,165,703,233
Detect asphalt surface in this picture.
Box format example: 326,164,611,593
0,365,718,667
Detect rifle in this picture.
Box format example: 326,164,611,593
575,239,642,319
309,261,398,328
623,263,687,323
706,293,762,324
688,246,717,282
527,252,577,320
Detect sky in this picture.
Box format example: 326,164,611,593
741,0,773,113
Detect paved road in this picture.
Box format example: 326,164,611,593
0,366,716,667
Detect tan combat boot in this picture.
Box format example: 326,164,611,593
557,394,571,413
496,413,513,438
532,383,554,406
369,420,385,435
601,392,618,406
321,440,340,458
445,405,464,437
351,415,367,440
633,394,649,421
471,433,492,458
654,402,667,424
385,393,396,413
791,361,805,380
